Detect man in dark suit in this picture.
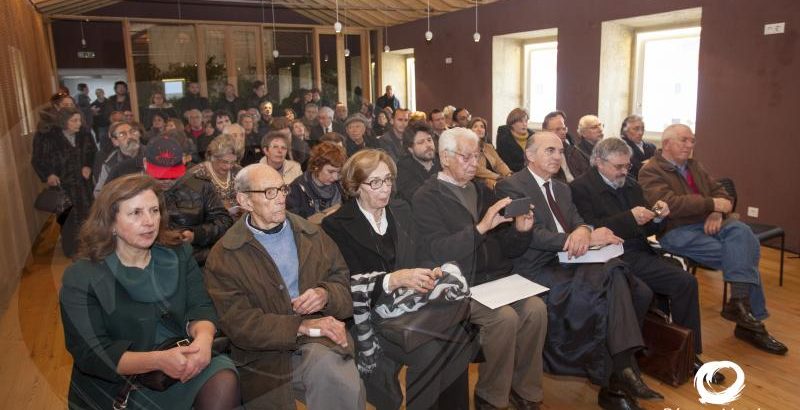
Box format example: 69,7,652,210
576,114,604,157
496,131,661,410
570,137,722,384
413,127,546,410
309,106,345,145
543,111,589,183
396,121,440,203
618,115,656,180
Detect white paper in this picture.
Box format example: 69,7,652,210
558,243,624,264
470,274,549,310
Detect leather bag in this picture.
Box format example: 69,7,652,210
34,186,72,214
637,309,694,386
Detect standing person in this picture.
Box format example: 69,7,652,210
179,82,211,117
204,164,365,409
60,174,240,409
143,91,177,129
91,88,110,148
374,85,400,115
470,117,512,190
286,141,346,223
322,150,476,409
619,115,655,180
76,83,93,130
32,106,96,258
215,83,245,118
109,81,132,113
244,80,269,110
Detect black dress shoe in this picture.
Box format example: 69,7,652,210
722,298,766,333
610,367,664,401
693,357,725,384
598,387,644,410
735,325,789,355
474,392,506,410
509,389,540,410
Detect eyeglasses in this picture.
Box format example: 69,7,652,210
243,185,290,200
603,159,632,171
447,150,481,163
362,176,395,190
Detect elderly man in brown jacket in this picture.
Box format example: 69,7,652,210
639,124,787,355
204,163,365,409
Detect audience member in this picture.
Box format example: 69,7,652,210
179,81,210,116
310,106,345,145
619,115,655,179
377,108,411,162
344,114,379,156
576,115,604,157
543,111,589,182
259,131,303,185
470,117,512,189
452,108,471,128
108,81,132,112
496,108,534,172
372,110,389,137
375,85,401,115
290,119,311,166
429,109,448,141
244,80,269,110
396,121,440,204
187,135,242,211
215,83,245,118
287,141,346,223
256,100,274,136
94,122,143,197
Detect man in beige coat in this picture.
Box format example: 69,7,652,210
204,163,365,409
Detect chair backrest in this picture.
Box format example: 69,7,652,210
717,177,738,211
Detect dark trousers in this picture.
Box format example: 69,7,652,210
621,249,702,353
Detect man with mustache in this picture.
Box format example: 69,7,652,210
93,121,143,196
396,121,441,203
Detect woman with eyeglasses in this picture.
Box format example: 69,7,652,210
286,141,346,224
469,117,513,190
259,131,302,185
186,135,241,212
321,149,475,410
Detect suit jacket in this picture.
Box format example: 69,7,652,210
576,138,595,158
570,167,660,250
622,137,656,180
395,154,440,203
495,169,586,273
554,143,591,183
309,122,346,144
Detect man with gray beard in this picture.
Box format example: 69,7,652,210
93,121,143,196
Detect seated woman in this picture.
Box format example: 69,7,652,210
238,112,262,166
59,174,240,409
322,150,475,410
290,119,311,167
495,108,534,172
469,116,513,189
286,141,346,223
144,111,168,144
259,131,303,185
186,135,241,212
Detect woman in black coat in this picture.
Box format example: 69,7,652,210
286,141,346,223
31,106,96,257
322,149,474,410
495,108,534,172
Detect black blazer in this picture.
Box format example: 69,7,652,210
309,122,346,143
570,167,660,249
395,154,440,204
495,125,534,172
622,136,656,180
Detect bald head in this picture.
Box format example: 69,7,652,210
235,164,287,229
660,124,695,165
661,124,692,145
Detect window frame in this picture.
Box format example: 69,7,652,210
522,38,558,130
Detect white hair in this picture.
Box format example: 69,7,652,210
319,106,334,117
438,127,479,154
223,123,245,134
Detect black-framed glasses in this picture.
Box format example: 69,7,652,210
362,176,395,190
243,185,290,199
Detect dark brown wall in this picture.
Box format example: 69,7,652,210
52,20,126,68
90,1,316,25
388,0,800,252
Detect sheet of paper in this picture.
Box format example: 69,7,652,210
558,243,624,264
470,274,549,310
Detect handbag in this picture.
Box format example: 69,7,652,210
34,186,72,214
377,291,472,353
636,309,695,386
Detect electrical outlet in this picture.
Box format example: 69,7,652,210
764,22,785,35
445,57,453,64
747,206,759,218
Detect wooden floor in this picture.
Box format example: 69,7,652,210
1,218,798,409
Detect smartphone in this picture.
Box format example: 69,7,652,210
502,197,533,217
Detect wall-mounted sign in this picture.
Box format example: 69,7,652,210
77,51,95,59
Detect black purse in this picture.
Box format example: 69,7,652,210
34,186,72,214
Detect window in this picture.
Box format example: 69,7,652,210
405,56,416,112
633,27,701,133
524,41,558,127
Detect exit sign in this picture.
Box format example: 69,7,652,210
77,51,95,59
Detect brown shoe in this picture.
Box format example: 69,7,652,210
509,389,540,410
474,392,507,410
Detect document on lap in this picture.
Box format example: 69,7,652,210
470,274,549,309
557,243,624,264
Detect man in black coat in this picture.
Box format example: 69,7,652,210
396,120,440,203
413,127,546,410
179,81,210,117
377,108,411,162
309,106,345,144
619,115,656,179
542,111,589,182
570,137,721,384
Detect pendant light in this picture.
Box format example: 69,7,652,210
424,0,433,42
334,0,342,33
473,0,481,42
270,0,279,58
383,4,390,52
343,0,350,57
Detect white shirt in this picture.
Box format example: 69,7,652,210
356,198,393,291
527,167,565,233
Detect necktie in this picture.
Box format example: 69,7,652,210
543,181,568,230
683,168,700,194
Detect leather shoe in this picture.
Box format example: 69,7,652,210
610,367,664,401
693,357,725,384
722,298,766,333
509,389,540,410
474,392,506,410
735,325,788,355
598,387,644,410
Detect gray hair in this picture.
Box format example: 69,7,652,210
234,164,259,193
223,123,245,134
319,106,334,117
206,134,238,159
661,123,692,145
577,114,601,135
590,137,633,166
438,127,479,154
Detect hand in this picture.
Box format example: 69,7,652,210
299,316,348,348
476,197,513,234
563,226,591,258
155,344,200,379
81,166,91,180
631,206,656,225
46,174,61,187
514,206,535,232
704,212,723,235
324,204,342,216
713,198,733,214
654,200,670,218
292,287,328,315
180,336,212,382
181,230,195,243
589,227,624,247
388,268,442,293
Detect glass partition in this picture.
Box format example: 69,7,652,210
264,29,314,111
318,34,338,106
204,27,228,108
344,34,363,113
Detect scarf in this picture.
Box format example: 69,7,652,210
302,171,341,212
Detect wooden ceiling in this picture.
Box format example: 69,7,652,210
31,0,500,28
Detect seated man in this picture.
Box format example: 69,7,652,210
93,121,142,196
570,137,722,384
396,121,440,203
576,115,604,158
542,111,589,183
413,127,547,410
204,163,365,409
496,131,660,410
639,124,787,355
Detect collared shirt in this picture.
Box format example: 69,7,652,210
635,141,645,154
666,157,689,177
600,172,623,190
527,167,565,233
356,198,388,235
437,171,465,188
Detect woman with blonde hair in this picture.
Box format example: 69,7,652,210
469,117,513,189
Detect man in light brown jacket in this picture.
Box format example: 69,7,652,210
204,163,365,409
